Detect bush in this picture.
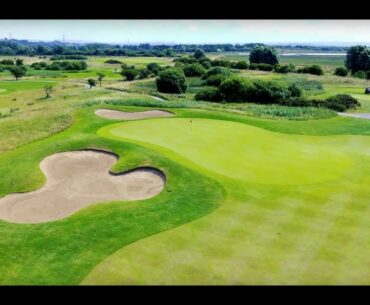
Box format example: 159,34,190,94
288,83,303,97
105,59,123,64
274,64,295,74
138,68,151,79
353,70,367,79
45,60,87,71
219,77,302,104
249,46,279,65
147,62,161,76
202,66,232,79
249,63,257,70
204,74,227,86
248,63,274,71
297,65,324,75
334,67,348,77
51,55,87,60
199,58,212,69
323,94,360,111
367,71,370,80
219,77,253,102
256,63,274,71
211,59,231,67
174,56,197,64
195,87,223,102
183,63,206,77
230,61,249,70
0,59,14,65
156,68,187,93
247,80,293,104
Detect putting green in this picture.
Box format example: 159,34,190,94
98,118,352,185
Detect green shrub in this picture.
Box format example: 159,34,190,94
0,59,14,65
211,59,232,67
174,56,197,64
183,63,206,77
45,60,87,71
204,74,227,86
156,68,187,93
147,62,161,76
219,77,253,102
231,61,249,70
297,65,324,75
274,64,295,74
199,58,212,69
353,70,367,79
138,68,151,79
249,63,257,70
248,63,274,71
324,94,360,111
202,66,232,79
195,87,223,102
105,59,123,64
219,78,302,104
334,67,348,77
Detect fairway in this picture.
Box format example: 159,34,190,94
99,118,352,185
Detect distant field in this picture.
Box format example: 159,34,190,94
207,52,346,73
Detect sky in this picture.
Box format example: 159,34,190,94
1,20,370,45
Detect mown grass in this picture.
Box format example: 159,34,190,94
83,108,370,285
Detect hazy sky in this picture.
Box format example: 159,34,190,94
1,20,370,44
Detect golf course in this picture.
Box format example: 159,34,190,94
1,34,370,285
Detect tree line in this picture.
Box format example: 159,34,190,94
0,39,350,57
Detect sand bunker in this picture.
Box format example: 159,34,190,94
95,109,174,120
338,112,370,120
0,150,165,224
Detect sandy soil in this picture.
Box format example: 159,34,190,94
95,109,174,120
0,150,165,224
338,112,370,119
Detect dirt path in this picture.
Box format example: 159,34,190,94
0,150,165,224
95,109,174,120
338,112,370,120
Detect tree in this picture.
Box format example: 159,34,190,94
156,68,187,93
345,45,370,74
120,67,138,81
334,67,348,77
44,85,53,98
193,48,206,60
15,58,23,66
97,72,105,87
87,78,96,88
249,46,279,65
10,66,26,80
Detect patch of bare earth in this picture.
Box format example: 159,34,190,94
0,150,165,224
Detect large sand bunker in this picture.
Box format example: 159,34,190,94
0,150,165,224
95,109,174,120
